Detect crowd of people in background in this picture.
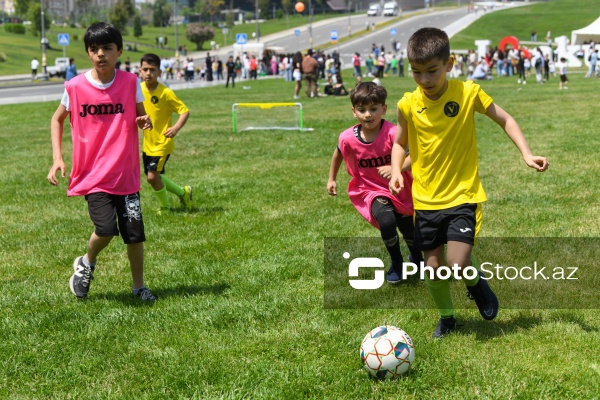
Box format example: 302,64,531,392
99,35,598,96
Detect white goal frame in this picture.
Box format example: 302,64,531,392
231,102,312,133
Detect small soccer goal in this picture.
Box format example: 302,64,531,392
232,102,313,133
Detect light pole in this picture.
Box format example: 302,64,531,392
347,1,352,38
40,0,48,80
174,0,179,68
308,0,313,48
255,0,260,42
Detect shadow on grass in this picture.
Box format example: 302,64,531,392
170,206,225,215
458,310,599,341
94,283,230,305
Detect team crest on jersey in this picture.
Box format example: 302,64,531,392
444,101,459,117
151,96,159,104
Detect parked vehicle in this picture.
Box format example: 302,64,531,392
367,4,382,16
46,57,70,78
383,1,400,16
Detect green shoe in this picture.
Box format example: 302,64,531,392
180,186,193,210
157,207,171,216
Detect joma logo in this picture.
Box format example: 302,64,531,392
80,103,125,117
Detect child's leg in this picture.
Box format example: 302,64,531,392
371,197,404,266
87,232,113,265
144,154,170,209
396,214,424,263
161,175,185,197
147,170,170,209
127,242,144,289
423,246,454,318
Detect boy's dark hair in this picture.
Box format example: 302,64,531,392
140,53,161,69
407,27,450,65
350,82,387,107
560,57,566,62
84,22,123,51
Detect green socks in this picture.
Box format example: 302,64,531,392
162,176,184,197
154,186,170,208
425,275,455,318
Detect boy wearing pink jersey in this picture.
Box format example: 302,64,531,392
327,82,423,282
47,22,157,301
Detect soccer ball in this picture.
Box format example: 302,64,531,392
360,325,415,379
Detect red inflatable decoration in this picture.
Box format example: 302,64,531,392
499,35,532,59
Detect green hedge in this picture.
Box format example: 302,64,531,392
4,23,26,34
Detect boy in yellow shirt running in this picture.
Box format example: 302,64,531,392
389,28,549,338
139,53,192,214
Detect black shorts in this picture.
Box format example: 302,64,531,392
560,74,568,82
85,192,146,244
414,203,481,251
143,153,171,175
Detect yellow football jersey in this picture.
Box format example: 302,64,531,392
141,82,189,156
398,80,493,210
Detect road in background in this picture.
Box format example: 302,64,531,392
0,4,529,105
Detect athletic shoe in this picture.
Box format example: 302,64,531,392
70,256,95,298
134,286,157,301
157,207,171,216
180,186,193,210
467,272,499,321
386,262,403,283
432,316,457,339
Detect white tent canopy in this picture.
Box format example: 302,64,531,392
571,16,600,45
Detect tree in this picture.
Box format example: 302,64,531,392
186,23,214,50
258,0,269,19
281,0,292,15
133,15,143,38
110,0,130,34
153,0,171,28
204,0,224,23
14,0,31,18
27,2,51,37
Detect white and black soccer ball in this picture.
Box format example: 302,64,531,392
360,325,415,379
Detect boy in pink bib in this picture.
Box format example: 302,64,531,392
327,82,423,282
47,22,156,301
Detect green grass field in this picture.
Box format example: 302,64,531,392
2,1,600,398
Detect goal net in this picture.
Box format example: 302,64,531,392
232,102,312,133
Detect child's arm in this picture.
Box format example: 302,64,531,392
389,107,409,194
135,102,153,131
327,148,344,196
377,155,411,180
47,105,69,186
164,111,190,138
486,103,549,172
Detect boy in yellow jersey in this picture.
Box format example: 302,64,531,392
389,28,549,338
139,53,192,214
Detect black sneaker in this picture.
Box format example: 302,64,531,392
433,316,457,339
134,286,157,301
70,256,94,298
386,262,402,283
467,272,499,320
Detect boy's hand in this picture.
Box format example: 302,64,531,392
377,166,392,180
327,180,337,196
164,127,179,138
388,173,404,195
47,161,66,186
136,115,153,130
524,155,549,172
